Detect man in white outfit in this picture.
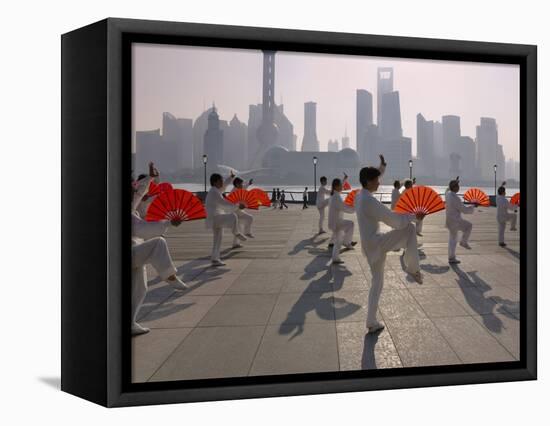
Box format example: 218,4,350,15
316,176,331,234
205,172,247,266
391,180,402,210
355,155,424,333
328,178,357,264
496,185,518,247
445,178,475,264
402,178,423,236
231,176,255,249
131,163,187,336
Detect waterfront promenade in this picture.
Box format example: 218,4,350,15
132,204,520,382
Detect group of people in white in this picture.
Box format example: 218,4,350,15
131,158,518,336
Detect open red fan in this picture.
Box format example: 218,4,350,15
148,181,173,197
343,180,352,191
394,186,445,215
145,189,206,222
344,189,360,207
463,188,490,207
248,188,271,207
226,189,260,210
510,192,520,206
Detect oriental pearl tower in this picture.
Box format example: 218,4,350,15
252,50,279,168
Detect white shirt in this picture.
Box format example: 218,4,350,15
328,192,355,231
391,188,401,210
355,188,414,264
205,175,237,229
445,190,474,230
316,184,331,209
496,195,516,222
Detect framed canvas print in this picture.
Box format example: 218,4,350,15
61,18,536,407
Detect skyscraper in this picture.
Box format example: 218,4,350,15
379,91,403,140
162,112,193,169
476,117,499,181
253,50,279,167
442,115,461,157
327,139,339,152
204,106,224,167
377,67,393,125
356,89,373,163
416,113,435,177
224,114,247,170
301,101,319,151
341,128,350,150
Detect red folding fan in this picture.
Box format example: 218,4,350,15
249,188,271,207
145,189,206,222
147,181,173,197
343,180,352,191
394,186,445,215
226,189,260,210
463,188,490,207
344,189,360,207
510,192,520,206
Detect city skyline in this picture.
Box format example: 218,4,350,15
132,43,520,162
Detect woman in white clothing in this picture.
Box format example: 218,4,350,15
316,176,331,234
391,180,402,210
496,185,518,247
231,176,255,248
445,178,475,264
328,178,357,264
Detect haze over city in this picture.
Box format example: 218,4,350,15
132,43,519,162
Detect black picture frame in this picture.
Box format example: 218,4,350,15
61,17,537,407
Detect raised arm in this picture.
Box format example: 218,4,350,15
132,176,152,211
378,154,387,177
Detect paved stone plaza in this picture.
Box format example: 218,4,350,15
132,203,520,383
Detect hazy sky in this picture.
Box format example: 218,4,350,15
133,43,520,161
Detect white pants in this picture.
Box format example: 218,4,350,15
318,206,327,232
366,223,419,327
416,218,423,234
132,237,177,325
498,213,517,244
330,219,354,261
447,219,472,259
211,213,239,261
233,210,253,245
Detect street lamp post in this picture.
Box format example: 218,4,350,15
313,156,318,193
409,159,413,180
494,164,497,196
203,154,208,193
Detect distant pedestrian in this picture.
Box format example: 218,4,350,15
280,190,289,209
271,188,278,209
496,185,518,247
302,187,309,209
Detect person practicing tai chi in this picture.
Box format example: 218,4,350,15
205,172,247,266
496,185,518,247
316,176,331,234
230,176,255,249
355,155,424,333
391,180,402,210
131,162,188,336
445,178,475,264
328,178,357,264
271,188,278,209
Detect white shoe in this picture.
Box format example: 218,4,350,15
211,259,226,267
235,233,247,242
367,322,385,333
459,241,472,250
232,243,243,249
132,322,150,336
245,233,255,238
416,232,423,237
167,276,188,291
